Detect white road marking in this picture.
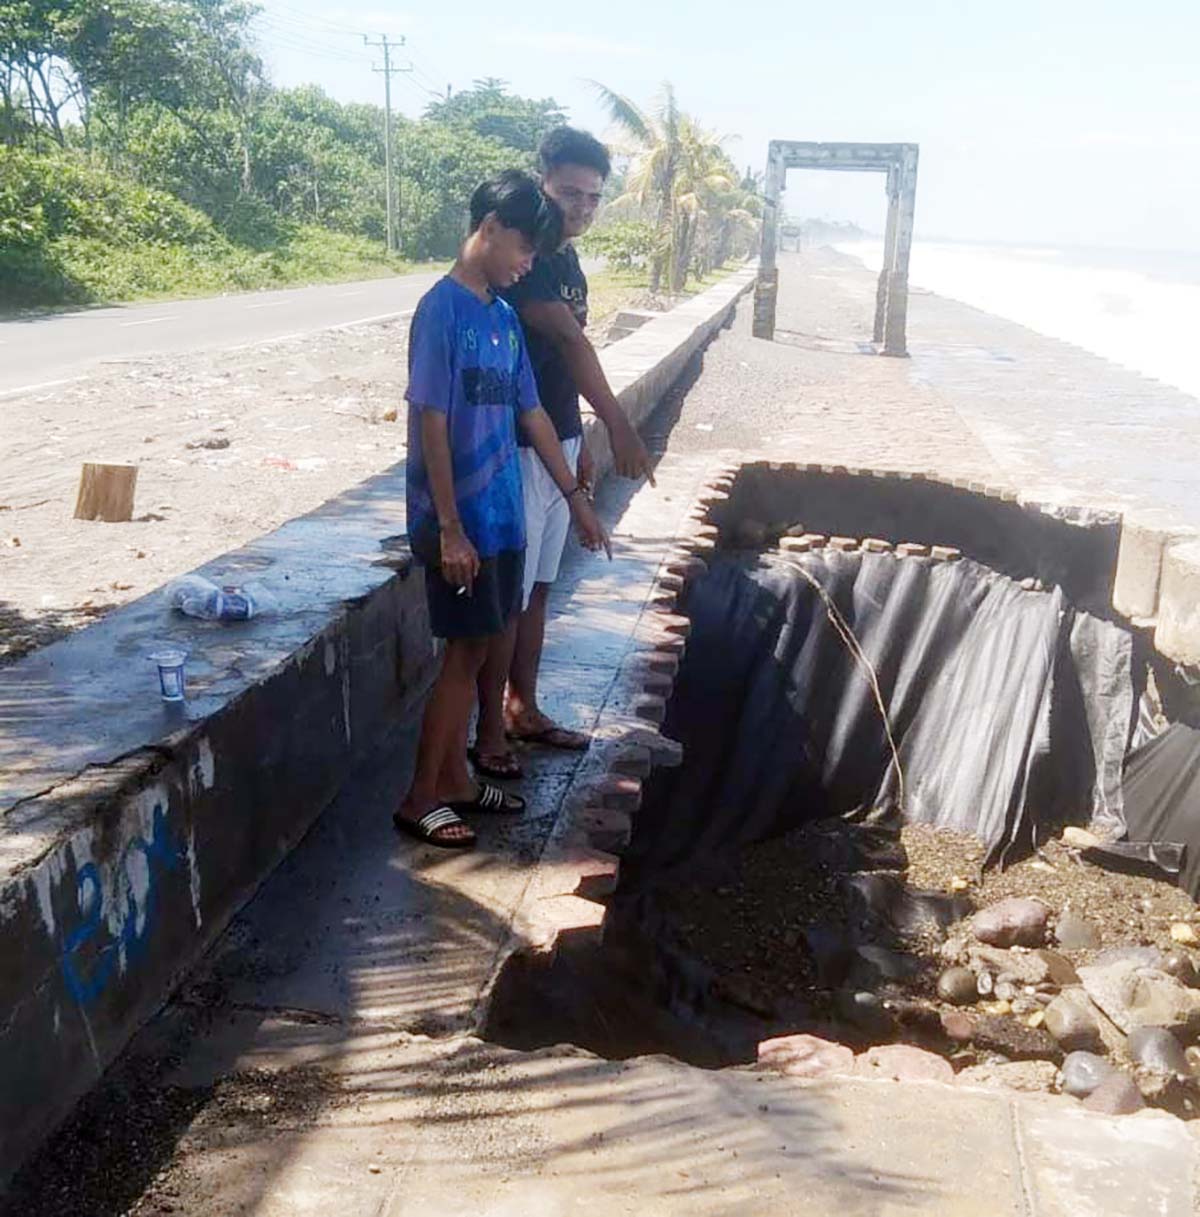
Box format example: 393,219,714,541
119,315,179,328
0,375,88,400
243,300,291,310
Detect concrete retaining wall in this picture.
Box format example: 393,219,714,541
0,262,758,1186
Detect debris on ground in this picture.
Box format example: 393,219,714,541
660,812,1200,1116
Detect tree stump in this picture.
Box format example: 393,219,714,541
74,462,138,522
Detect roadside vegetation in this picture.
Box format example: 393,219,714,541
2,2,758,310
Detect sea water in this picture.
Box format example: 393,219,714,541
833,239,1200,401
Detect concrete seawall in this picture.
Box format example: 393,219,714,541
0,264,757,1184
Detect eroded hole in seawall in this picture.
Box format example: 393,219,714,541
487,466,1200,1113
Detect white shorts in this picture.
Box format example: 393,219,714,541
519,436,582,609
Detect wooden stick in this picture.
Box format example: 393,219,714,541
74,462,138,522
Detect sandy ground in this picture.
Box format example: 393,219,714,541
1,316,415,663
0,288,647,665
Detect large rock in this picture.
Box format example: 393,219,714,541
757,1034,855,1079
967,945,1080,989
1082,1072,1145,1115
939,1009,976,1042
1054,910,1101,950
1060,1051,1117,1098
854,1044,954,1084
1161,950,1200,988
1032,948,1081,988
937,966,979,1005
969,1015,1062,1062
1078,958,1200,1035
1128,1026,1189,1076
1093,945,1163,970
1043,990,1104,1052
968,945,1046,984
972,898,1049,948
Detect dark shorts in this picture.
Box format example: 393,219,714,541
423,548,525,639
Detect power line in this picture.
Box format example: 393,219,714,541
253,16,368,63
265,2,370,37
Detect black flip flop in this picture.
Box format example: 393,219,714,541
468,746,525,781
450,782,526,816
393,805,476,848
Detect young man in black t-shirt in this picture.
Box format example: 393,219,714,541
471,128,655,775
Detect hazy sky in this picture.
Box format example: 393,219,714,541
255,0,1200,252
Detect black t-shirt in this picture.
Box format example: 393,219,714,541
503,244,586,445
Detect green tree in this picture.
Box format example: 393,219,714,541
251,86,383,236
424,77,565,156
63,0,202,155
0,0,81,147
396,117,515,257
591,80,756,291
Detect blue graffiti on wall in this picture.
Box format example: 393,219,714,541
60,802,187,1005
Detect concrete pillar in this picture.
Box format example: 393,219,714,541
752,144,784,340
883,146,919,357
873,167,899,344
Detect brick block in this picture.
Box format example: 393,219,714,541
632,694,667,725
594,775,643,812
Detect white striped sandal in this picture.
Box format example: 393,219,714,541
451,782,526,816
393,805,476,849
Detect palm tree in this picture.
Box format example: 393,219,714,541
589,81,748,293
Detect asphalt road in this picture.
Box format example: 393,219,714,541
0,271,443,398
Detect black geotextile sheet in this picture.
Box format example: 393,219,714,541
628,550,1136,881
1122,723,1200,898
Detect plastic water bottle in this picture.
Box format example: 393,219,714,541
167,574,274,621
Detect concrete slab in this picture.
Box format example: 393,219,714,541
1015,1102,1197,1217
143,1032,1200,1217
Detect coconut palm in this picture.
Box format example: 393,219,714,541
589,80,752,292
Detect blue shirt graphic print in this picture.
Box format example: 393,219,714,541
405,277,539,561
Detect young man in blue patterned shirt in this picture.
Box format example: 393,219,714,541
394,171,608,848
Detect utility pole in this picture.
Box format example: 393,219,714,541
363,34,412,254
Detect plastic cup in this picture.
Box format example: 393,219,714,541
150,648,189,702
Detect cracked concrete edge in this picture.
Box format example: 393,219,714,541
471,452,732,1026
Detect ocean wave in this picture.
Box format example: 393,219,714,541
833,239,1200,400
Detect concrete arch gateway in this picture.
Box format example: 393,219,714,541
753,141,920,355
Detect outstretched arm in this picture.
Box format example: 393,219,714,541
518,298,656,485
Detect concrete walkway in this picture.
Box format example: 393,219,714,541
9,251,1200,1215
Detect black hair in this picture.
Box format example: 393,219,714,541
538,126,611,180
468,169,563,255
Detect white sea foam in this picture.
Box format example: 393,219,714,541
833,239,1200,400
